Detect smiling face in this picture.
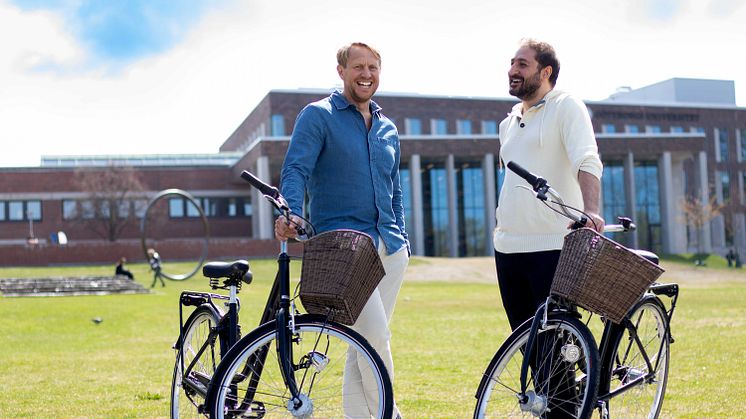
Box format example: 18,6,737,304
508,45,548,101
337,45,380,107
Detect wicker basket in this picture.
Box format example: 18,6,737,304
299,230,385,325
551,228,665,323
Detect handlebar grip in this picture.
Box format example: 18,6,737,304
241,171,280,199
506,161,540,189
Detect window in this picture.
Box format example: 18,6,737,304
740,130,746,162
741,172,746,204
718,129,729,162
482,120,497,135
690,126,705,134
405,118,422,135
720,171,731,202
169,198,184,217
670,126,684,133
63,200,77,220
625,124,639,134
456,119,472,135
9,201,24,220
430,119,448,135
271,114,285,136
3,200,41,221
645,125,661,134
601,124,616,134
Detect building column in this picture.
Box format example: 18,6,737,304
697,151,713,253
252,156,274,239
446,154,459,257
409,155,425,256
659,152,676,254
669,154,688,253
624,152,638,249
483,153,496,256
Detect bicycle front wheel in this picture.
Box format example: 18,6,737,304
171,305,223,418
604,296,669,418
474,314,600,418
208,314,394,418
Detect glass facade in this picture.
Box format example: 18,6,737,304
422,162,449,256
602,161,629,245
634,161,662,253
457,161,485,256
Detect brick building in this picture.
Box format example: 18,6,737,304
1,78,744,265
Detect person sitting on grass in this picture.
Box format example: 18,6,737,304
115,257,134,280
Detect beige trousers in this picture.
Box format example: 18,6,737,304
343,243,408,418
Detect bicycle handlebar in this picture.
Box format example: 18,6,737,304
240,170,312,239
506,161,636,233
506,161,543,191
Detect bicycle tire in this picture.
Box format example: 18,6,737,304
474,314,600,418
602,296,669,418
171,305,223,418
207,314,394,418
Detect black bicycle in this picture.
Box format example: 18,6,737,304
474,161,679,418
170,171,394,418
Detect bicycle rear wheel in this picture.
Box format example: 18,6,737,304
171,306,223,418
604,296,669,418
474,314,600,418
208,314,394,418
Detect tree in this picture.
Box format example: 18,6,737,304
71,165,147,242
679,193,723,261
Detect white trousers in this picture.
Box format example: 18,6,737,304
343,243,408,418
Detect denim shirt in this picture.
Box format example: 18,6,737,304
280,90,408,255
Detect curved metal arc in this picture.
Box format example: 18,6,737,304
140,188,210,281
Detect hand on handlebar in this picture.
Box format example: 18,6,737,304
274,214,303,241
570,211,605,233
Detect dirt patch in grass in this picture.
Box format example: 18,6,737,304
405,256,746,285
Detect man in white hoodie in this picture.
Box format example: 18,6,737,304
494,39,604,332
493,37,604,419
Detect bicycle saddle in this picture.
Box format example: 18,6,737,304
202,260,253,284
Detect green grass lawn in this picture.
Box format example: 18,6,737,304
0,258,745,417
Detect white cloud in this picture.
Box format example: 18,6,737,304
0,0,745,167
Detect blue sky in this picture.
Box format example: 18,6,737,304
13,0,223,68
1,0,745,167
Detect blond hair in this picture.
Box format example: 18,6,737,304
336,42,381,68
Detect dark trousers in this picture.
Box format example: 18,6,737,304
494,249,561,331
494,249,579,418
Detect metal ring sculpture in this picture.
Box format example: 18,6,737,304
140,188,209,281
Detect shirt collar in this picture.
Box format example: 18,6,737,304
331,90,382,115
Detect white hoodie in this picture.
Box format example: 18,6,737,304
493,89,603,253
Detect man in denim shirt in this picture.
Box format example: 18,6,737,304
275,42,409,418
